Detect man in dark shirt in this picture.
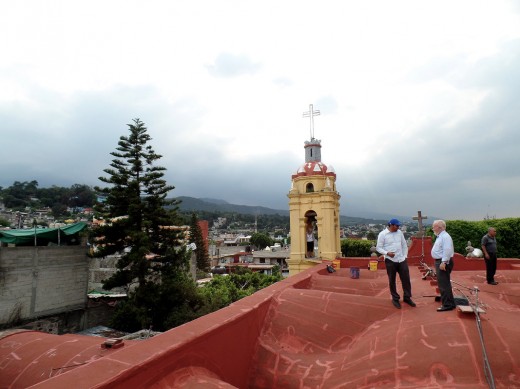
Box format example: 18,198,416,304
481,227,498,285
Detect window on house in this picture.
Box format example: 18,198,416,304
306,183,314,192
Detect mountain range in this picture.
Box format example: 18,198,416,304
173,196,419,225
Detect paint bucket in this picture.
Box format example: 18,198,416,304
332,259,340,269
369,260,378,271
350,267,360,279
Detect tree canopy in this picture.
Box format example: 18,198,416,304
250,232,273,250
0,180,96,218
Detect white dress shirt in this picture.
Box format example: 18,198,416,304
376,228,408,262
431,230,454,263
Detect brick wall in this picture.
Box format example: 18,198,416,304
0,246,89,325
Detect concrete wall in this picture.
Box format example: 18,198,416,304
88,255,121,293
0,246,89,325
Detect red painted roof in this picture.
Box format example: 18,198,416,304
293,161,336,178
1,238,519,388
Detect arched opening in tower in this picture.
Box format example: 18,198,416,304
305,210,318,258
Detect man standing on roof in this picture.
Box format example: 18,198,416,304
376,219,415,309
431,220,456,312
481,227,498,285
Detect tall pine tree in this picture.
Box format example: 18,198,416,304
92,119,195,331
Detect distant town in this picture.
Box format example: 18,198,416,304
0,195,425,243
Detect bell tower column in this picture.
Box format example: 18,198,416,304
287,105,341,276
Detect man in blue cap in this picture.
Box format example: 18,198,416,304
376,218,415,309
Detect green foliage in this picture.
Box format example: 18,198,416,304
250,232,273,249
432,218,520,258
108,299,148,332
366,231,377,240
341,239,376,257
0,216,10,227
0,181,96,217
198,268,282,313
1,180,39,209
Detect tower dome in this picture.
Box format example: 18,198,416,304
294,161,335,177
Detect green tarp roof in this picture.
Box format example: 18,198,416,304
0,222,88,245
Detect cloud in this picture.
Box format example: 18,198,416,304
206,53,262,78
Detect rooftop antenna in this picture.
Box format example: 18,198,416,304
303,104,320,140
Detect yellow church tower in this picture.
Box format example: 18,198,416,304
287,104,341,275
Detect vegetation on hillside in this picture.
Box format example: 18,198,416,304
0,181,290,231
0,181,96,218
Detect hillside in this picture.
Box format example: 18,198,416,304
175,196,289,216
173,196,389,225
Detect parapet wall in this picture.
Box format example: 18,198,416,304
0,246,89,325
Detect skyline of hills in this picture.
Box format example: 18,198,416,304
175,196,431,226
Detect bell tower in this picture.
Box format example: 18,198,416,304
287,104,341,275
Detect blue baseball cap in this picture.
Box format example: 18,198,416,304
388,218,401,226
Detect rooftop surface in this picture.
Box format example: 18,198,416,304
1,238,519,388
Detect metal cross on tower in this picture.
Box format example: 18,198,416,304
303,104,320,140
413,211,428,237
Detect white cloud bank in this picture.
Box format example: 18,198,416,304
1,0,520,220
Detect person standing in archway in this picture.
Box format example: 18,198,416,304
306,223,315,258
305,222,315,258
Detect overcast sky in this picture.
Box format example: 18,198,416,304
2,1,520,221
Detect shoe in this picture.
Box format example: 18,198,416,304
392,300,401,309
487,281,498,285
437,306,455,312
403,298,416,307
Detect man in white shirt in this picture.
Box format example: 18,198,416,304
376,218,415,309
431,220,456,311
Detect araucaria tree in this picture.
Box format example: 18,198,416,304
92,118,195,331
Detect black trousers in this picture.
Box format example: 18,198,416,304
485,252,497,283
384,259,412,301
435,259,455,308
